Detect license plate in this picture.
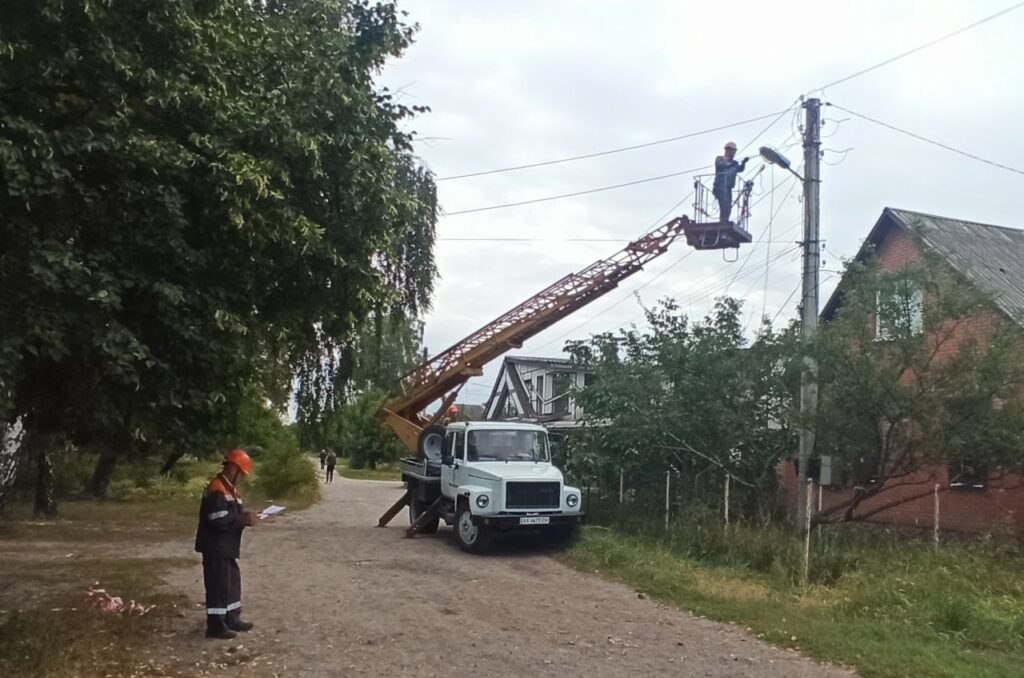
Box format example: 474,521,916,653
519,516,550,525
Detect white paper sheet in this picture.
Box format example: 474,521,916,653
259,504,286,520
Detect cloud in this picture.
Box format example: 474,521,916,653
384,0,1024,403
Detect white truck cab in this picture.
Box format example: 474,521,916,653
399,421,585,553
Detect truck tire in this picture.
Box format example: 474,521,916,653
417,424,446,461
454,504,490,554
409,496,440,534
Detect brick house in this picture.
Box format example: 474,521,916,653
783,207,1024,536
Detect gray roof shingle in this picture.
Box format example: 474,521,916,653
822,208,1024,325
888,208,1024,325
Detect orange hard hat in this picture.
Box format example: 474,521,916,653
224,448,253,475
447,404,458,415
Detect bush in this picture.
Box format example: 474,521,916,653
334,388,404,470
255,446,318,501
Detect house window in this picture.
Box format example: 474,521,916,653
949,458,987,489
535,375,544,414
875,282,923,340
551,373,571,416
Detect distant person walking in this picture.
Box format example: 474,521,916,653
325,451,337,483
319,448,327,471
712,141,748,222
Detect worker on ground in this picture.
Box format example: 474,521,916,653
713,141,749,222
325,450,337,483
194,448,257,640
318,448,327,471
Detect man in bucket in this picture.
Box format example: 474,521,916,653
194,448,258,639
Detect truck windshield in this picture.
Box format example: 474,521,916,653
466,430,550,462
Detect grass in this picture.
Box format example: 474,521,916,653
0,452,321,676
333,456,401,481
561,522,1024,678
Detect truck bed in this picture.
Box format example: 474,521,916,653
399,456,441,482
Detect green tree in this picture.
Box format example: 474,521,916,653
332,387,404,469
0,1,436,513
567,298,799,523
812,252,1024,523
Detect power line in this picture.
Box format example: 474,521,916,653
831,104,1024,176
437,110,790,181
816,1,1024,91
445,165,706,216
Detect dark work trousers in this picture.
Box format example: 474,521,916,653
714,188,732,222
326,464,335,483
202,554,241,618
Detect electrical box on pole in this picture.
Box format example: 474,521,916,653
795,97,822,530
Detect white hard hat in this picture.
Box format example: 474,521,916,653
724,141,738,150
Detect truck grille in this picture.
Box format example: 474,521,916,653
505,482,560,509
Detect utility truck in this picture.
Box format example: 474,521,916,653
375,185,754,551
398,421,583,552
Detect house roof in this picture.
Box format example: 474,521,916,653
822,208,1024,324
504,356,575,370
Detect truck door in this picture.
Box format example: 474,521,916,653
440,430,461,496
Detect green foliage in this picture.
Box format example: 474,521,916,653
0,1,437,500
333,388,403,469
814,243,1024,521
566,297,799,521
255,445,317,501
565,525,1024,677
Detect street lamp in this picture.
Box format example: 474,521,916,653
759,146,803,181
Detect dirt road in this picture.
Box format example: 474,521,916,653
163,476,853,677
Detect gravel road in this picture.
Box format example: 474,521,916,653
163,475,854,677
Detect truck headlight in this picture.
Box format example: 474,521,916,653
475,494,490,509
566,493,579,508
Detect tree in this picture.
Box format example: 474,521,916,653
0,1,437,512
332,387,404,470
812,252,1024,523
567,298,799,523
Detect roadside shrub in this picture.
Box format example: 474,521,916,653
255,446,318,500
334,388,404,469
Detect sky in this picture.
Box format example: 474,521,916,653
380,0,1024,407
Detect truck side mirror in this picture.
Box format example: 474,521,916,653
442,450,453,466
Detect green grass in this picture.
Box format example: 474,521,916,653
334,457,401,481
0,454,322,676
561,525,1024,678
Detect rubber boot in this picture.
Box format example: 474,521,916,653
226,609,254,632
206,614,237,640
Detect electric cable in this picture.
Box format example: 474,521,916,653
437,110,792,181
831,104,1024,176
445,165,707,216
814,1,1024,91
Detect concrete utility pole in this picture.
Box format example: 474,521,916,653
795,97,822,531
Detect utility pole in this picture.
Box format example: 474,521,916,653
795,97,821,531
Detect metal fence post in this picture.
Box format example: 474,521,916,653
664,470,670,532
803,478,813,587
723,473,730,526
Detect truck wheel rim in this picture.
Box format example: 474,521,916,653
458,512,477,544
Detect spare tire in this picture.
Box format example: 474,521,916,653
417,424,446,461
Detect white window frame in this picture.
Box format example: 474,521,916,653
875,284,923,340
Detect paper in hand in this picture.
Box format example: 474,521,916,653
259,504,286,520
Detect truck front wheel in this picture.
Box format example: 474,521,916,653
455,505,490,553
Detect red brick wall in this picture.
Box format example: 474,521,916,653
784,223,1024,536
782,462,1024,536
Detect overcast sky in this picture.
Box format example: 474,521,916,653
380,0,1024,406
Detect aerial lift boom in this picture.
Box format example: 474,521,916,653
380,183,754,457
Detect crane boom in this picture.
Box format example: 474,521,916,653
381,215,698,452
